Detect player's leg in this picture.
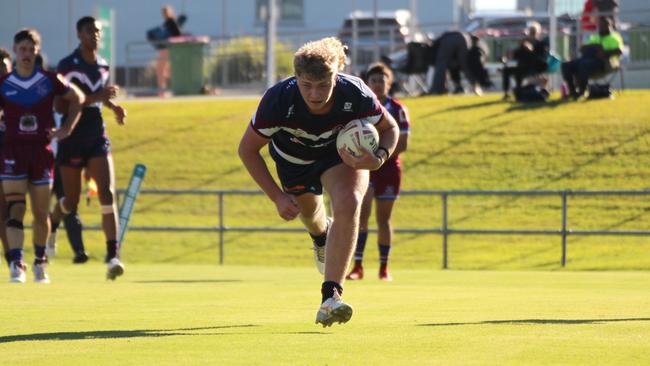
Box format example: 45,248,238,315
51,165,87,263
0,182,9,266
294,192,329,274
2,179,28,282
28,182,52,283
346,185,373,280
57,164,83,221
375,199,396,281
86,154,123,280
314,164,368,327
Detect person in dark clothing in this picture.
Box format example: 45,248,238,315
501,22,549,99
561,17,623,100
156,5,182,96
593,0,619,28
467,34,494,90
429,31,481,95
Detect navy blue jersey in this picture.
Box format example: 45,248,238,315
57,48,109,141
251,73,384,164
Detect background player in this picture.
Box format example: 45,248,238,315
0,47,11,266
0,29,84,283
238,37,398,327
52,16,126,280
346,63,410,281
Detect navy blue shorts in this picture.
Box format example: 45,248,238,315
269,144,342,196
56,136,111,168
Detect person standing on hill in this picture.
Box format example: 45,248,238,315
155,5,182,97
0,29,84,283
239,37,399,327
346,63,410,282
52,16,127,280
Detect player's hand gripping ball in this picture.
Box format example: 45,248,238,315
336,119,379,158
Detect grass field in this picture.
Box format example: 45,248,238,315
2,92,649,365
1,264,649,365
26,91,649,270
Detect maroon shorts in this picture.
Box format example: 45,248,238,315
369,159,401,200
1,143,54,185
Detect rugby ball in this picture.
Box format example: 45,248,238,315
336,119,379,158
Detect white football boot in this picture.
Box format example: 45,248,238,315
9,261,27,283
106,257,125,281
32,262,51,284
315,288,353,327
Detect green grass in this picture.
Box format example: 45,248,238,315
1,264,649,365
23,91,646,269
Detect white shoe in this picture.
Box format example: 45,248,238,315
315,288,353,327
312,217,332,275
9,261,27,283
45,231,57,258
32,262,50,284
106,257,125,280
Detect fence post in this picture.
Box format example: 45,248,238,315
219,192,224,265
442,193,449,269
561,191,568,267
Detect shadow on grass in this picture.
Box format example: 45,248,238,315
419,317,650,327
0,325,257,344
133,279,242,284
505,99,565,112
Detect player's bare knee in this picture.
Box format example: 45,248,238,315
98,188,115,205
6,196,26,220
60,196,79,214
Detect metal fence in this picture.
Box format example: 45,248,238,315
111,188,650,268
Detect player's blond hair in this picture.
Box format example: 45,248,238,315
294,37,346,80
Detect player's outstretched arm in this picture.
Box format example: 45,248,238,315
238,124,300,221
50,83,85,141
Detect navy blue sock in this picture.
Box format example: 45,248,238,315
9,248,23,263
379,243,391,265
64,211,85,254
51,219,60,232
106,240,118,261
34,244,47,263
353,231,368,263
321,281,343,303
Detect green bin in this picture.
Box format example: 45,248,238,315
168,36,209,95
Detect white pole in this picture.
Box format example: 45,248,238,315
548,0,558,90
410,0,417,38
221,0,229,86
265,0,277,89
351,0,358,74
373,0,379,62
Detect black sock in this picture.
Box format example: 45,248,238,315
4,252,10,267
310,232,327,247
51,220,60,232
64,211,85,253
321,281,343,303
106,240,118,261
